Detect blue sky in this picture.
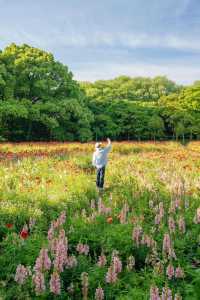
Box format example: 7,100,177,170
0,0,200,84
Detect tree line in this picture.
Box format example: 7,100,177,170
0,44,200,142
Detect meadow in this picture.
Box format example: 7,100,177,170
0,141,199,300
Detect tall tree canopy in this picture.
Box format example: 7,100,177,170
0,44,93,141
80,76,181,102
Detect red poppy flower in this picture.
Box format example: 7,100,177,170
6,223,13,229
20,229,29,239
107,216,113,224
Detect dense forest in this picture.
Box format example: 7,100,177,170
0,43,200,142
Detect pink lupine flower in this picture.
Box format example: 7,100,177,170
126,256,135,271
76,243,83,254
141,234,152,248
57,211,66,226
102,205,112,214
95,287,104,300
162,233,171,255
34,255,44,273
59,229,66,240
34,248,51,272
161,286,172,300
65,255,78,268
166,263,174,280
168,247,177,260
32,271,46,295
83,244,89,255
159,202,164,218
132,226,143,247
155,214,162,225
105,266,118,284
98,198,111,214
119,203,129,224
15,264,29,285
178,216,186,234
41,248,51,270
48,224,54,241
168,216,176,233
50,238,58,255
150,285,160,300
50,271,61,295
52,220,59,229
76,243,89,255
81,272,89,300
193,207,200,224
54,239,68,272
169,201,176,214
175,266,184,278
112,255,122,274
97,254,107,267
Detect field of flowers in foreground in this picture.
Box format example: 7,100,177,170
0,141,199,300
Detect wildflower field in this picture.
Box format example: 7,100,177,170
0,142,199,300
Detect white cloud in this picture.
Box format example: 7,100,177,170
49,31,200,52
74,62,200,85
2,26,200,53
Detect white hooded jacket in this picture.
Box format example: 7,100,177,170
92,143,111,169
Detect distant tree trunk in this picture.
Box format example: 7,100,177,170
26,121,32,141
190,131,192,140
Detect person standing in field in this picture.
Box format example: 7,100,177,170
92,138,112,192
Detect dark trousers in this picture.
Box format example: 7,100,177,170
96,166,106,188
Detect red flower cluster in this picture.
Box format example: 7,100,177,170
6,223,13,229
20,227,29,239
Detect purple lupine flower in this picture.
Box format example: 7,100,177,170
50,271,61,295
166,263,174,280
81,272,89,300
97,254,107,267
175,266,184,278
15,264,29,285
150,285,160,300
32,271,46,295
95,287,104,300
105,266,117,284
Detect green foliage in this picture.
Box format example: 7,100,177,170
0,44,93,142
80,76,180,102
0,142,200,299
0,43,200,141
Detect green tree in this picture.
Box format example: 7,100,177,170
148,115,165,140
0,44,93,141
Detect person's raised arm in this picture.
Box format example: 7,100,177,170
104,138,112,153
107,138,111,145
